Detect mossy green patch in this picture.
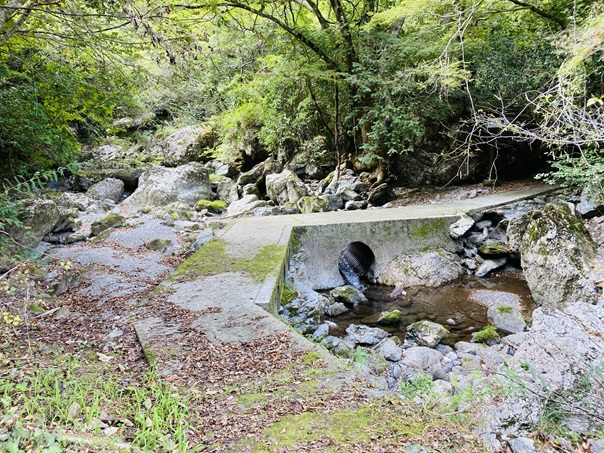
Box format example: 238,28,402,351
377,309,402,325
90,213,125,236
410,218,448,239
168,239,286,283
256,403,424,452
496,304,513,314
473,324,500,344
195,199,227,213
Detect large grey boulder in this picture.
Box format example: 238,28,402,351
377,249,464,287
86,178,124,203
236,158,282,188
401,347,444,370
482,303,604,438
9,199,60,247
297,196,332,214
153,125,214,165
123,163,213,209
449,215,475,239
225,194,270,217
345,324,390,346
518,203,597,308
577,185,604,218
265,169,308,206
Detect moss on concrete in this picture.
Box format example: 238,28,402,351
410,218,448,239
168,239,286,283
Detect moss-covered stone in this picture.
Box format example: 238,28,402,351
90,213,125,236
145,238,172,252
478,240,509,256
297,196,331,214
377,309,402,325
195,199,227,213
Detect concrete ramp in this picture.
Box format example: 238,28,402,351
135,185,555,374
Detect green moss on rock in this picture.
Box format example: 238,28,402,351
90,213,125,236
195,199,227,213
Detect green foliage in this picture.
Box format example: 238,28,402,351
473,324,500,345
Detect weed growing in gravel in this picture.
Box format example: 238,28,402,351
0,356,200,452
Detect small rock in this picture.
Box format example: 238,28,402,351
345,324,390,346
311,323,329,342
374,338,402,362
344,200,367,210
487,304,526,334
377,309,402,325
401,347,444,370
330,286,368,306
475,257,507,277
508,437,536,453
449,215,475,239
324,302,348,317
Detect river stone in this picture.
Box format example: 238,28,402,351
311,323,329,342
377,249,464,287
478,239,509,256
90,213,126,237
215,177,239,203
324,301,348,317
509,437,536,453
345,324,390,346
9,199,60,247
374,338,402,362
475,257,507,277
577,184,604,218
487,304,526,334
330,285,368,306
339,188,362,202
123,163,213,208
377,309,402,325
344,200,368,210
367,183,388,205
252,205,299,216
519,203,597,308
266,169,308,206
86,178,124,203
406,320,450,348
449,215,475,239
297,196,331,214
401,347,444,370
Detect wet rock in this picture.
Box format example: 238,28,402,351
330,285,368,306
406,320,450,348
519,203,597,308
86,178,124,203
266,169,308,206
378,249,464,288
401,347,444,370
377,309,402,325
345,324,390,346
449,215,475,239
123,163,213,209
487,304,526,334
475,257,507,277
374,338,402,362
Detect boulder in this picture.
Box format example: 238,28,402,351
377,249,464,287
406,320,450,348
324,301,348,317
297,196,332,214
519,203,597,308
9,199,60,247
330,285,368,306
215,177,239,203
374,338,402,362
482,303,604,438
86,177,124,203
155,125,214,165
52,207,79,233
345,324,390,346
205,159,238,178
251,206,299,216
577,185,604,218
265,169,308,206
90,213,126,237
237,157,282,188
225,195,270,217
123,163,213,209
478,239,509,256
56,192,95,211
377,309,402,325
344,200,368,210
367,183,389,205
506,211,534,253
401,347,444,370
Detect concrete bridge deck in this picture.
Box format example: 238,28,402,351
134,185,556,374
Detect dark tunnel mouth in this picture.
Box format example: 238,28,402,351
338,241,375,279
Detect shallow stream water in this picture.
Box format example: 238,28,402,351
324,274,536,345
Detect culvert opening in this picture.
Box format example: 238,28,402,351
338,241,375,290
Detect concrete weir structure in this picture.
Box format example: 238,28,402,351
134,185,555,375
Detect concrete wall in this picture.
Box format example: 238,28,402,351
291,216,460,290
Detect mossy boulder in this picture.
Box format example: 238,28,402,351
91,213,126,236
8,199,60,247
297,196,331,214
478,239,509,257
518,203,597,308
266,169,308,206
145,238,172,252
406,320,450,348
195,199,227,213
377,309,402,325
330,285,368,306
